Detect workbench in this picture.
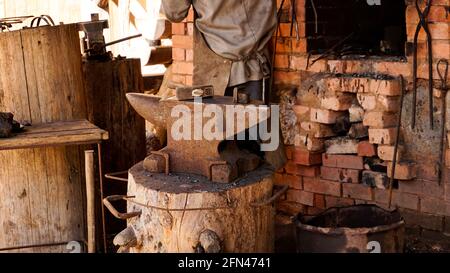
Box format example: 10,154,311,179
0,120,108,151
0,119,108,253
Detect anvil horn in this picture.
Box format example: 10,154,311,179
126,93,167,127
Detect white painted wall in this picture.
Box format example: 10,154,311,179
0,0,107,28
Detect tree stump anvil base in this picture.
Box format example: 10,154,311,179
114,162,275,253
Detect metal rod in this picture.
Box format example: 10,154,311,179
389,76,406,208
0,241,85,252
97,144,107,253
103,34,143,48
437,59,449,185
105,171,129,182
85,150,96,253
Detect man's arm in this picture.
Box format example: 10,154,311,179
161,0,192,23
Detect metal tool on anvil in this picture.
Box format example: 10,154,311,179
168,83,215,101
126,93,270,183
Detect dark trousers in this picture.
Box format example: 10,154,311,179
225,79,269,101
223,79,287,170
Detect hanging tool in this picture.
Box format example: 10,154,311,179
389,76,406,209
290,0,300,41
437,59,449,185
411,0,434,130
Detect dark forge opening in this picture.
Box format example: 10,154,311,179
306,0,407,57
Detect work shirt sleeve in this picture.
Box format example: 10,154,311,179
161,0,192,23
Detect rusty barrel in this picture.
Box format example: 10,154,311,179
294,205,405,253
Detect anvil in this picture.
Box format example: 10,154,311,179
126,93,270,183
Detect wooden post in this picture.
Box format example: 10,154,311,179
85,150,96,253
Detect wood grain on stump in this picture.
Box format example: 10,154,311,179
119,163,275,253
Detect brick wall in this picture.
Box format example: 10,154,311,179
171,8,195,86
274,0,450,243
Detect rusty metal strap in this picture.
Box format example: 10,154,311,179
103,195,142,220
0,240,86,252
104,185,289,214
250,185,289,207
105,171,128,182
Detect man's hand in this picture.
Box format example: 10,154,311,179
161,0,192,23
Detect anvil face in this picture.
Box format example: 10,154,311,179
126,93,270,183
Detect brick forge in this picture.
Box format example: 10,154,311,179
274,0,450,248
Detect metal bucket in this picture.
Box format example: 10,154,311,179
295,205,405,253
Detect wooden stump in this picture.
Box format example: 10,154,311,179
116,163,275,253
84,59,146,242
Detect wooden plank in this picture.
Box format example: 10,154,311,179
0,31,31,123
21,24,87,124
0,120,108,150
84,59,146,240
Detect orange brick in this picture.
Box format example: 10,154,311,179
291,38,307,53
185,75,193,86
303,178,342,197
406,22,449,41
290,55,328,72
172,61,194,74
274,70,301,85
372,61,412,78
314,194,326,209
363,112,397,128
171,74,186,85
172,35,193,49
377,145,403,161
320,167,360,184
325,196,355,208
369,79,401,96
185,49,194,62
172,48,185,61
446,149,450,168
297,165,321,177
342,183,373,201
285,145,295,160
369,128,397,145
322,154,364,170
321,93,354,111
273,37,292,53
406,5,449,23
187,23,194,36
287,190,314,206
172,23,186,35
293,105,310,120
310,108,347,124
358,141,377,157
374,189,419,211
387,162,417,180
293,148,322,166
275,54,289,69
